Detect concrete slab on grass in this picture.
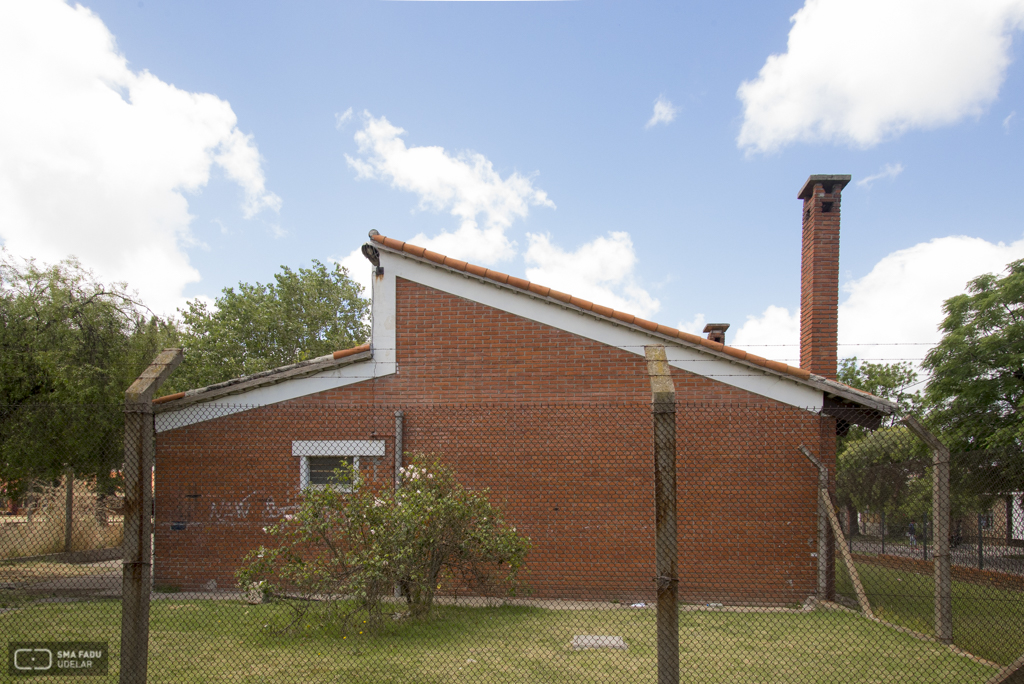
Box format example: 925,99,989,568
571,635,627,651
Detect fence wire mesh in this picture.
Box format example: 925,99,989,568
1,401,1021,682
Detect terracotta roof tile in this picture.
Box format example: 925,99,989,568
745,354,768,368
369,233,818,384
548,289,572,304
722,346,747,361
569,296,594,311
699,338,725,352
507,275,530,290
485,268,510,284
465,263,488,278
528,283,551,297
422,249,446,265
611,310,635,325
444,257,468,271
334,342,371,360
677,331,704,345
157,342,373,406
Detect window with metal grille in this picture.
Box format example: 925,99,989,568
293,440,385,492
308,456,355,487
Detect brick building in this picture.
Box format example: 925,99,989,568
152,174,893,603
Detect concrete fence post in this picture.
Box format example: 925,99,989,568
64,467,74,554
902,415,952,644
121,349,182,684
394,410,404,490
798,446,830,600
644,346,678,684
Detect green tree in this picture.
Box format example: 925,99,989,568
837,357,921,416
923,259,1024,452
237,456,530,633
837,427,928,514
923,259,1024,510
835,358,923,535
168,260,369,392
0,252,177,495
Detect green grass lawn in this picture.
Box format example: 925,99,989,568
0,599,998,683
836,560,1024,666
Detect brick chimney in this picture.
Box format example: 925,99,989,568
702,323,730,345
798,174,850,380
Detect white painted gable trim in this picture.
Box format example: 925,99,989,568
156,244,824,433
154,357,387,432
377,249,823,410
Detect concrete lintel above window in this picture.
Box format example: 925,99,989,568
292,440,386,457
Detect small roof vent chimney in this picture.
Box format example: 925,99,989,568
703,323,730,345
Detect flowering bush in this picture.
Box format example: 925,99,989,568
236,455,530,633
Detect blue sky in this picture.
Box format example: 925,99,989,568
3,0,1024,370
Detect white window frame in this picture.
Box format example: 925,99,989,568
293,440,386,492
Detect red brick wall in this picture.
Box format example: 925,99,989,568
800,182,843,380
155,279,834,604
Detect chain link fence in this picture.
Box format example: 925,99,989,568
1,401,1022,682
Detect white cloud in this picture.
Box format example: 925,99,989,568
646,95,679,129
0,0,279,316
731,306,800,360
1005,111,1017,132
345,112,554,265
731,235,1024,370
737,0,1024,153
838,235,1024,366
341,114,657,318
856,163,904,188
524,231,660,320
335,107,353,129
678,313,706,336
335,247,374,302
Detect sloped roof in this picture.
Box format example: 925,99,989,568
366,232,894,415
369,233,816,379
153,235,895,416
153,343,371,411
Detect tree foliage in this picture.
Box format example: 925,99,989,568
168,260,369,392
0,252,176,494
236,456,530,634
835,358,925,531
923,259,1024,453
837,426,929,516
837,357,921,417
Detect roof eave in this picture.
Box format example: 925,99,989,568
812,376,898,415
368,240,892,413
153,347,372,413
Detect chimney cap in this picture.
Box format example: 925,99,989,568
702,323,730,333
798,174,851,200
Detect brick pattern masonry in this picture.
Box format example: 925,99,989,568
800,182,843,380
155,279,837,603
